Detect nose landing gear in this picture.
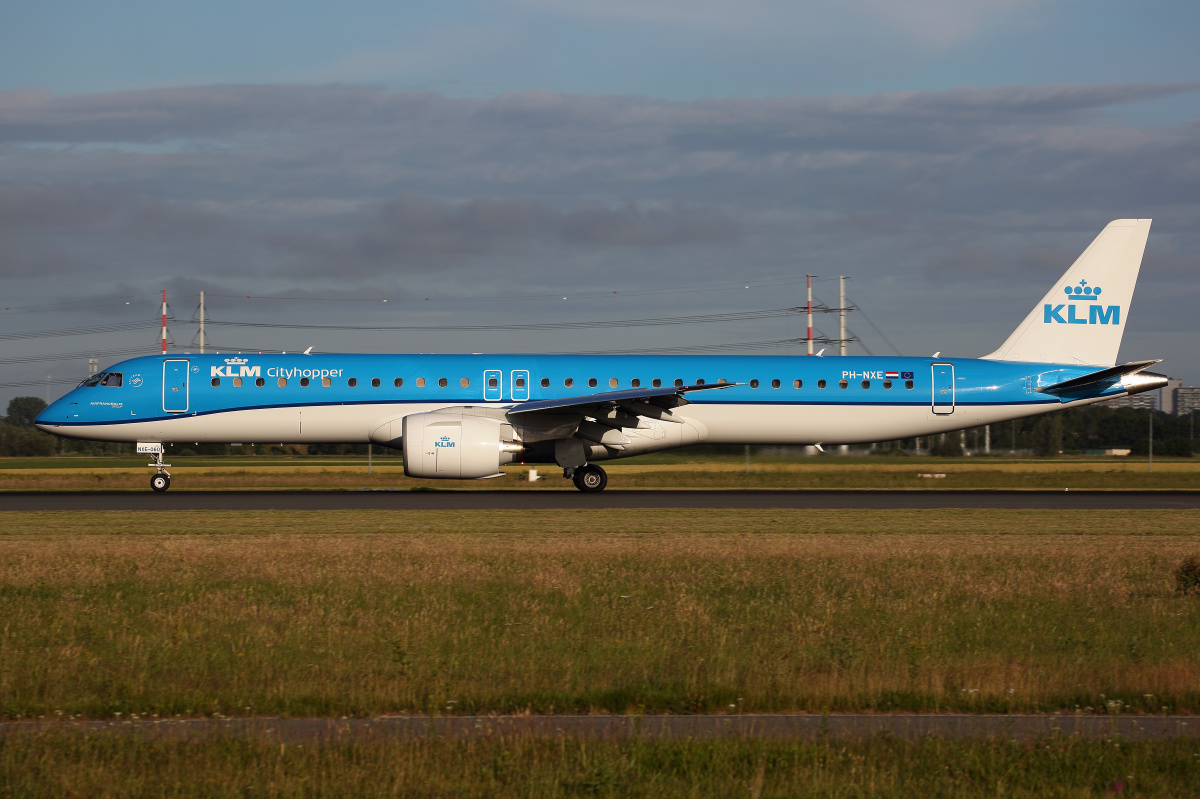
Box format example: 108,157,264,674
571,464,607,493
149,449,172,492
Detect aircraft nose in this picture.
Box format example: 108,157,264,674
35,399,68,431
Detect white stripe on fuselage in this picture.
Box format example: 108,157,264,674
51,396,1094,453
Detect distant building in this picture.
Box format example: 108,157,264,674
1102,393,1157,411
1175,387,1200,418
1162,378,1185,414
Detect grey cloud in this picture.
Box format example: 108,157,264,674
277,195,741,276
1,81,1199,399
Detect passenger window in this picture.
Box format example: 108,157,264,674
861,380,869,389
771,379,780,389
565,378,574,388
750,379,759,388
515,378,525,388
438,378,448,388
278,378,287,387
301,377,310,387
794,379,802,389
211,378,220,387
461,377,470,388
696,379,705,385
588,378,598,388
394,378,403,387
348,378,357,387
416,378,426,387
489,378,498,388
883,380,892,389
905,380,914,390
631,378,640,388
839,380,848,389
322,377,331,387
541,378,549,388
652,379,661,388
817,379,827,389
674,379,683,387
234,377,243,387
609,378,618,388
256,377,266,387
371,378,381,387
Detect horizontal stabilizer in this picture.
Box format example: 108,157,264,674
1035,359,1161,396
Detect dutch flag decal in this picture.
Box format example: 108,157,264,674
885,371,899,379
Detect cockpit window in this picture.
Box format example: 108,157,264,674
81,371,122,387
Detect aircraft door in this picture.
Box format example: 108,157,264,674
163,359,190,412
931,363,954,415
511,369,530,401
483,370,503,401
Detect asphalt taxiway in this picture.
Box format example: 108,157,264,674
2,489,1199,511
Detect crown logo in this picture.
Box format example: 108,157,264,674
224,357,248,365
1063,279,1102,301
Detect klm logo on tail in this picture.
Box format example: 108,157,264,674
1044,280,1119,326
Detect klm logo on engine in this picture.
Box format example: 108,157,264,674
210,357,261,379
434,436,455,448
1044,280,1119,326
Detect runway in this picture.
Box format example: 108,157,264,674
2,489,1200,511
2,714,1196,742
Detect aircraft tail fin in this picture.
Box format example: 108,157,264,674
982,219,1151,366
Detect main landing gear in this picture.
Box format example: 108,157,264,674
149,449,172,492
567,464,607,493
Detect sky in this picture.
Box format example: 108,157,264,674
2,0,1199,408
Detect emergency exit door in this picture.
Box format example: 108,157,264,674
163,359,190,412
511,369,530,401
483,369,503,401
931,363,954,415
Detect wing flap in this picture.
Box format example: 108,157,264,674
507,382,738,415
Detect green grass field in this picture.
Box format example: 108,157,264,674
4,507,1200,795
3,733,1197,798
2,509,1199,719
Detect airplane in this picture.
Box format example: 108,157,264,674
36,219,1165,493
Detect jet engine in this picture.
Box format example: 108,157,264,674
402,411,523,479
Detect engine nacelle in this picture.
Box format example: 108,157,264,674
402,412,521,479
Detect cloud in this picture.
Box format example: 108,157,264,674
1,80,1198,394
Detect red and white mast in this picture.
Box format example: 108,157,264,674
806,273,816,355
160,290,168,354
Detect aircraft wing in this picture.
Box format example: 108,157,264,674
507,382,738,416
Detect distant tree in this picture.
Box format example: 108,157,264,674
929,436,963,457
5,397,47,427
1031,415,1063,457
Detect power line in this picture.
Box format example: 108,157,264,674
205,307,807,333
205,275,827,305
846,294,904,357
0,322,157,343
0,347,156,367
